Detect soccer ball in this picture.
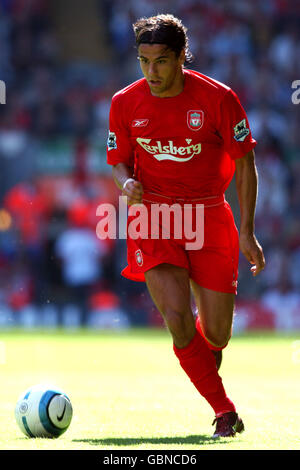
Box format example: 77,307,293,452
15,384,73,438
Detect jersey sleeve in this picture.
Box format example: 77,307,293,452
217,88,256,160
106,94,134,166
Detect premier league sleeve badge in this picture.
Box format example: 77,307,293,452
233,119,250,142
107,131,117,151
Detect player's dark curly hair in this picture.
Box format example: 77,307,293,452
133,14,194,63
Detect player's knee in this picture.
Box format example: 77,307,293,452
163,307,194,348
202,326,231,350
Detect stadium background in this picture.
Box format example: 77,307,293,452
0,0,299,332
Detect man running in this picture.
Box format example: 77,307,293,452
106,14,265,438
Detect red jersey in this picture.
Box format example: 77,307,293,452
106,68,256,198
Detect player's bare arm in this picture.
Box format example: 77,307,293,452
112,163,143,205
235,149,265,277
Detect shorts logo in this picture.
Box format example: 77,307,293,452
187,110,204,131
107,131,117,151
132,119,149,127
233,119,250,142
135,249,143,266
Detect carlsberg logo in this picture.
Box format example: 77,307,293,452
136,137,201,162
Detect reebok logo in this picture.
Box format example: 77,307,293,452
136,138,202,162
132,119,149,127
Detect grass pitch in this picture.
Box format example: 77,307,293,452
0,328,299,450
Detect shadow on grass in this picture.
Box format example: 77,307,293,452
72,434,230,447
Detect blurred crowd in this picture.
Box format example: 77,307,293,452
0,0,299,329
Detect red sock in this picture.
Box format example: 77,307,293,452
173,331,235,416
195,315,229,351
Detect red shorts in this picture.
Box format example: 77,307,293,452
121,193,239,294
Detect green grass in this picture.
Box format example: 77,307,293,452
0,328,299,450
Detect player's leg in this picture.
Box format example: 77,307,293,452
191,281,234,350
190,280,244,437
144,263,236,420
145,263,195,347
187,201,240,370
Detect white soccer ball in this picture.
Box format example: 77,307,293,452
15,384,73,438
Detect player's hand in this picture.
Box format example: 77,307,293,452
122,179,144,205
239,232,265,277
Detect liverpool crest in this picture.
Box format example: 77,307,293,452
135,249,143,266
187,110,204,131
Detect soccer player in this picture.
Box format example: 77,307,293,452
106,14,265,438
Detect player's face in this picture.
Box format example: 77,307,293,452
138,44,185,98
